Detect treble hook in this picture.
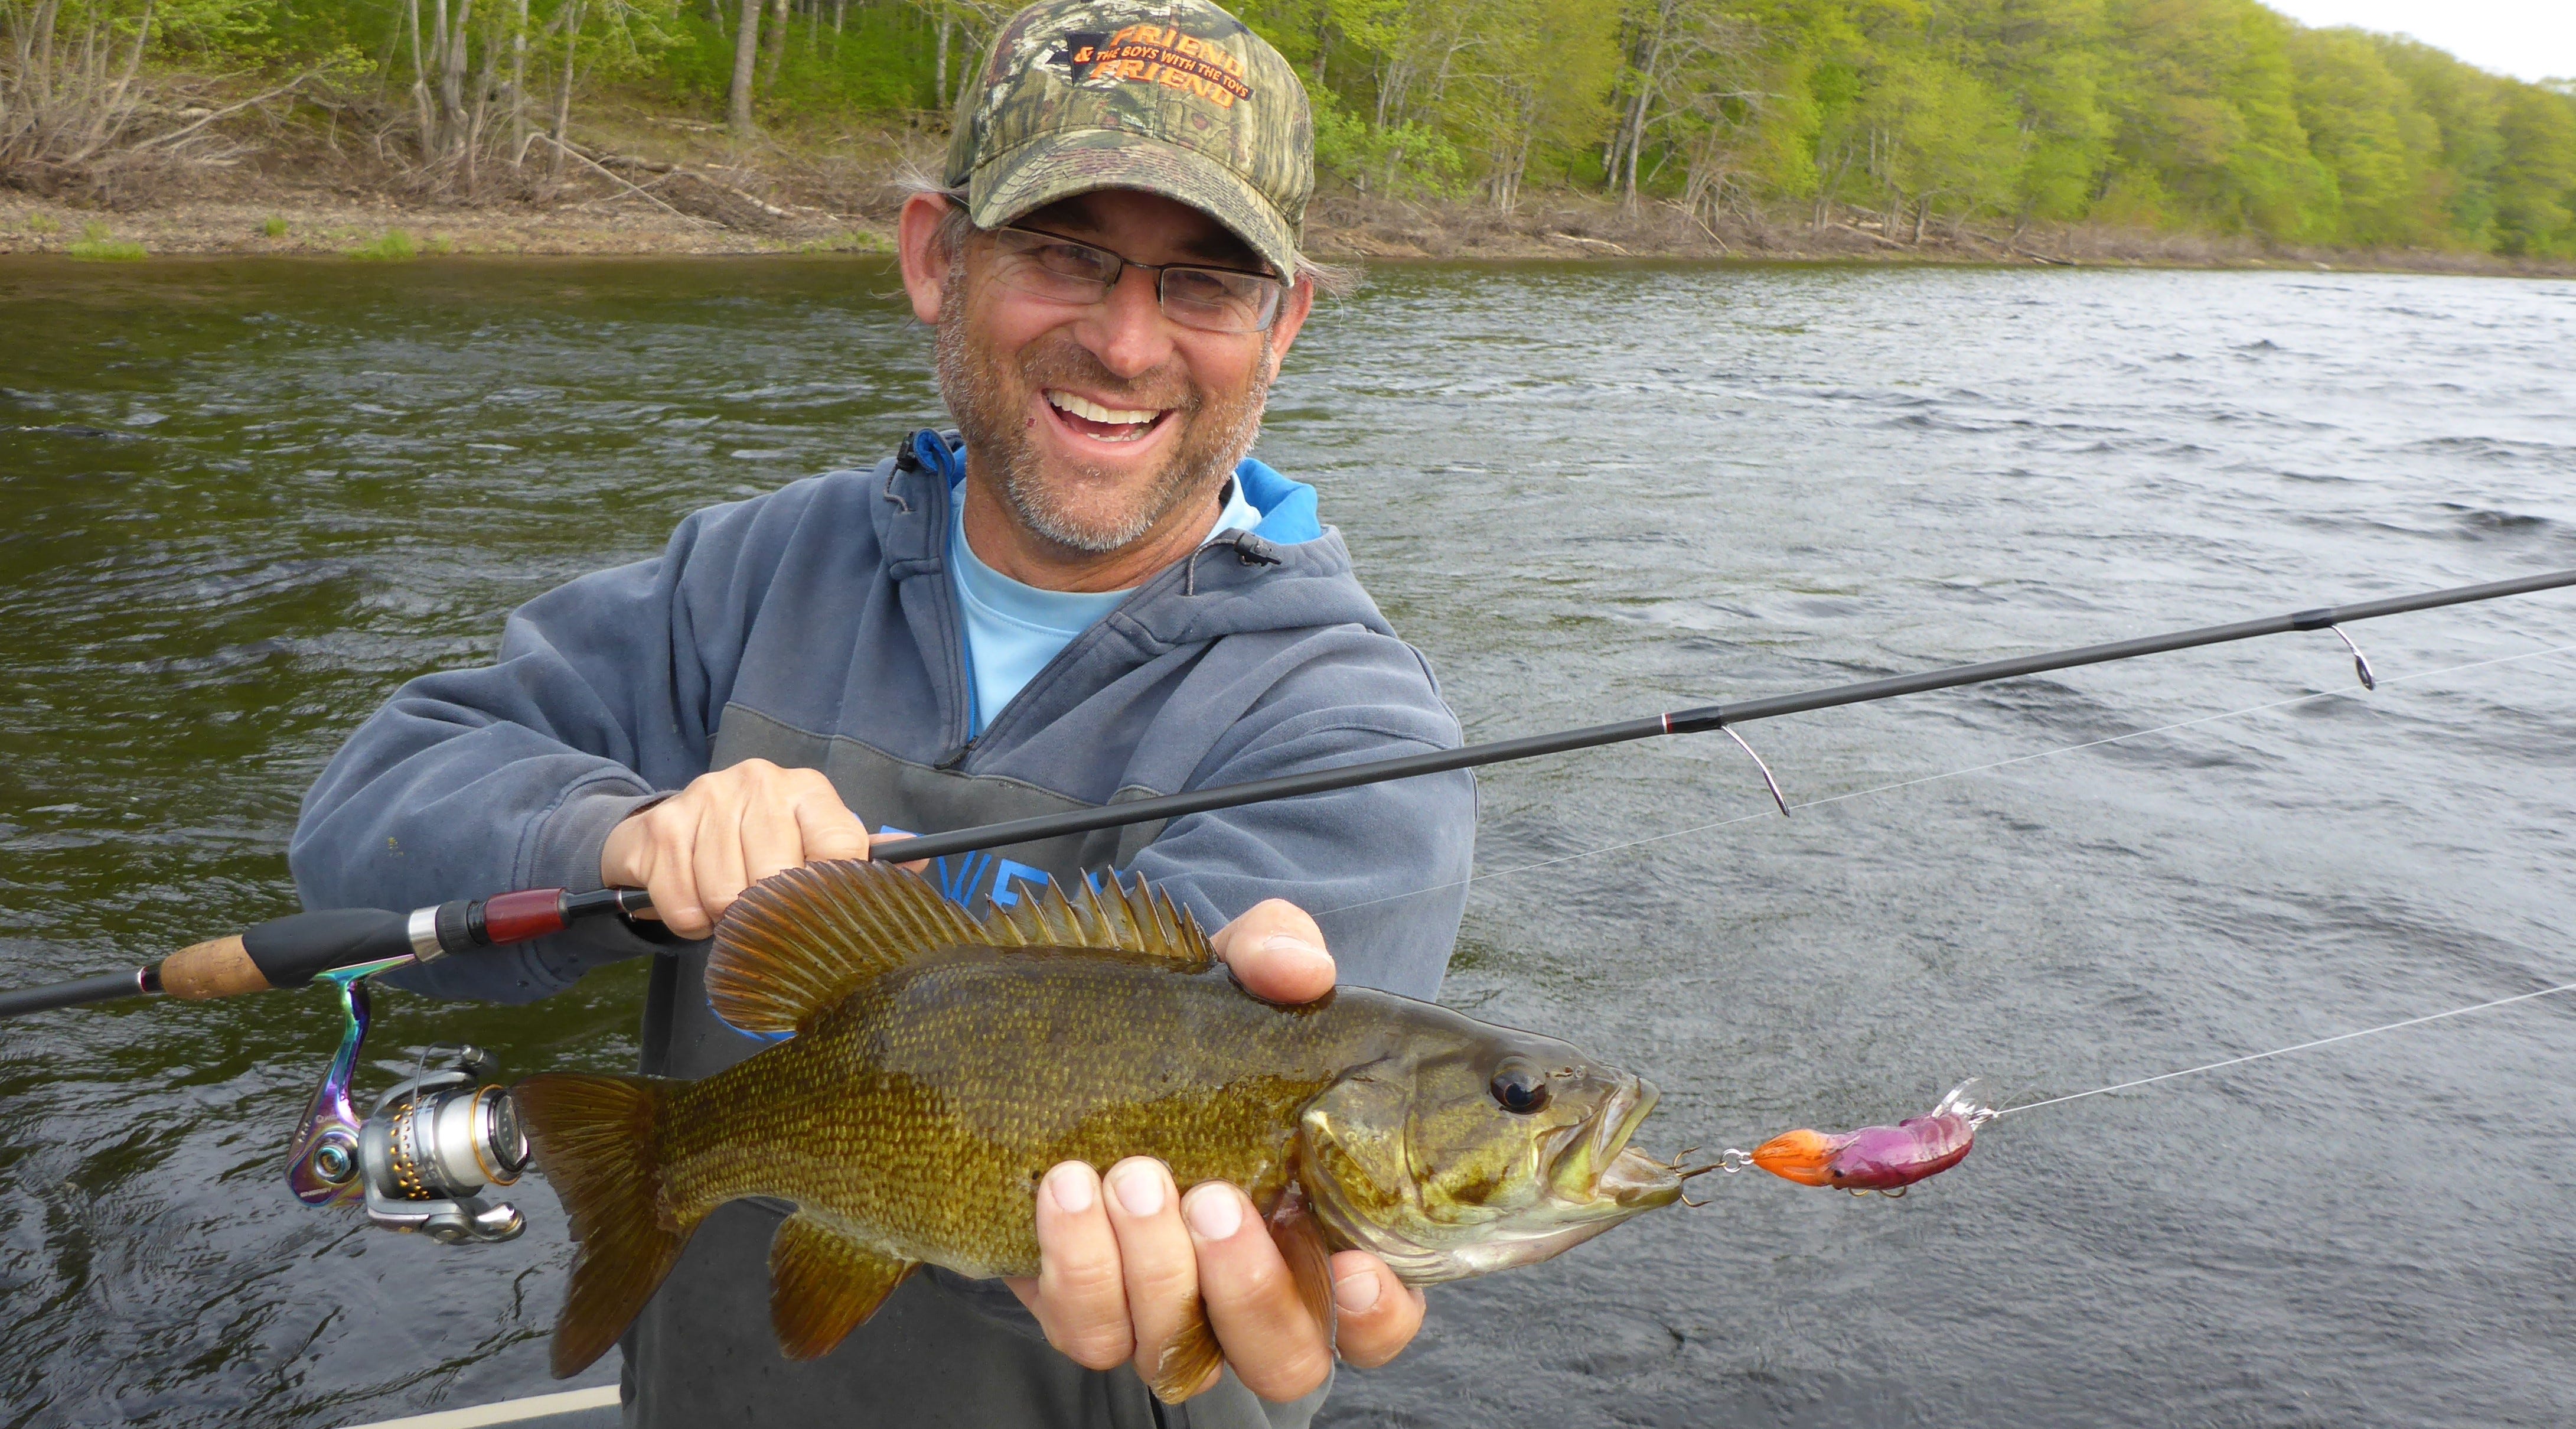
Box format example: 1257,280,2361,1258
1723,725,1791,818
1669,1147,1730,1207
2329,625,2377,691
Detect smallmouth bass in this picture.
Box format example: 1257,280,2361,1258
514,860,1691,1397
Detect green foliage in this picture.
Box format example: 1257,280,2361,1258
2288,27,2440,246
347,229,420,261
68,222,147,259
2491,84,2576,256
645,4,941,119
1312,92,1465,198
263,216,289,237
26,214,62,234
795,229,892,252
2099,0,2338,239
29,0,2575,255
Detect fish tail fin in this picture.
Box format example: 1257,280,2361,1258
513,1072,695,1378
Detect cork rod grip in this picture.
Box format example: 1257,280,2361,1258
156,935,272,1001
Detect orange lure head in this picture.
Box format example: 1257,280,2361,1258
1749,1128,1840,1186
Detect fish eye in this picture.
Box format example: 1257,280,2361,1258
1489,1059,1549,1114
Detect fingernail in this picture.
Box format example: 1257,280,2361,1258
1046,1164,1095,1216
1261,933,1324,963
1183,1184,1242,1241
1333,1271,1382,1314
1110,1161,1164,1219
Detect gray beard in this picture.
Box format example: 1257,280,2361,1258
934,276,1274,555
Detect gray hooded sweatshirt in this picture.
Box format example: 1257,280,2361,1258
290,432,1477,1428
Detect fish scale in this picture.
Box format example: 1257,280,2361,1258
663,952,1365,1274
514,860,1691,1396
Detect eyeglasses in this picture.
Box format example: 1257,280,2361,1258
987,224,1286,334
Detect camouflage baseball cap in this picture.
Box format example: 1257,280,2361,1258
944,0,1313,277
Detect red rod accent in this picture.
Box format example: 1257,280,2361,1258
480,888,569,945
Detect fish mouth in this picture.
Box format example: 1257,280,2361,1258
1597,1145,1688,1209
1553,1074,1673,1207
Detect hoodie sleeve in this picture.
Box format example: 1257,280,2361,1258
1124,632,1475,1002
288,489,798,1003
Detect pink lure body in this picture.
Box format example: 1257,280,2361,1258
1809,1112,1975,1190
1747,1079,1993,1193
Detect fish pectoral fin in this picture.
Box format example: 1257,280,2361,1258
1148,1302,1224,1404
1268,1193,1337,1352
767,1211,915,1361
1144,1198,1333,1404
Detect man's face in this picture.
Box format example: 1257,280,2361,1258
922,189,1307,555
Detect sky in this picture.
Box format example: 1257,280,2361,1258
2259,0,2576,82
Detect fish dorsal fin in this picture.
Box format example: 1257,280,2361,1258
977,872,1213,971
707,860,983,1036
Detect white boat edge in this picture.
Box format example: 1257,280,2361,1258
338,1384,621,1429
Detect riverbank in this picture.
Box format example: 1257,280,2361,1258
7,109,2571,277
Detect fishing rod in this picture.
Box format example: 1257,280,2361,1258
2,565,2568,1245
4,565,2572,1024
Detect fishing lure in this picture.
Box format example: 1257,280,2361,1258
1730,1079,1995,1196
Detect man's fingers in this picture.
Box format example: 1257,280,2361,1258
1185,1182,1333,1402
1325,1249,1423,1369
598,760,880,939
794,787,872,864
690,789,753,928
1101,1158,1199,1388
1209,899,1335,1006
866,828,931,874
737,790,810,888
1029,1162,1133,1371
644,809,712,938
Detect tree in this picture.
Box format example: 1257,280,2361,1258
2289,26,2440,245
2490,82,2576,255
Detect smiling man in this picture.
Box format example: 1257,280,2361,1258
288,1,1476,1425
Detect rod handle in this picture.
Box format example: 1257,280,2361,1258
475,888,570,945
156,935,269,1001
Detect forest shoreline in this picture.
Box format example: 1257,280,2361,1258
7,116,2571,279
12,187,2571,279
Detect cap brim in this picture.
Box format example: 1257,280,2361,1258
970,129,1300,279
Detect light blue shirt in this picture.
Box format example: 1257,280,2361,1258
950,477,1261,735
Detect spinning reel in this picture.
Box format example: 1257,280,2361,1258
284,971,531,1244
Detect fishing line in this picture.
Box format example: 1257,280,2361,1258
1995,978,2576,1118
12,571,2572,1023
1312,635,2576,921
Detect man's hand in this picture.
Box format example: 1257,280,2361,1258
1006,900,1429,1401
601,759,876,939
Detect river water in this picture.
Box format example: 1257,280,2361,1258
4,256,2574,1428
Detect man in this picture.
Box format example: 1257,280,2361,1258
288,1,1476,1425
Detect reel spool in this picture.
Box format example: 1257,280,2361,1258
284,971,533,1246
354,1046,532,1244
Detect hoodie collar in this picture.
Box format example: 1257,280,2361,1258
895,428,1322,544
875,430,1388,646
